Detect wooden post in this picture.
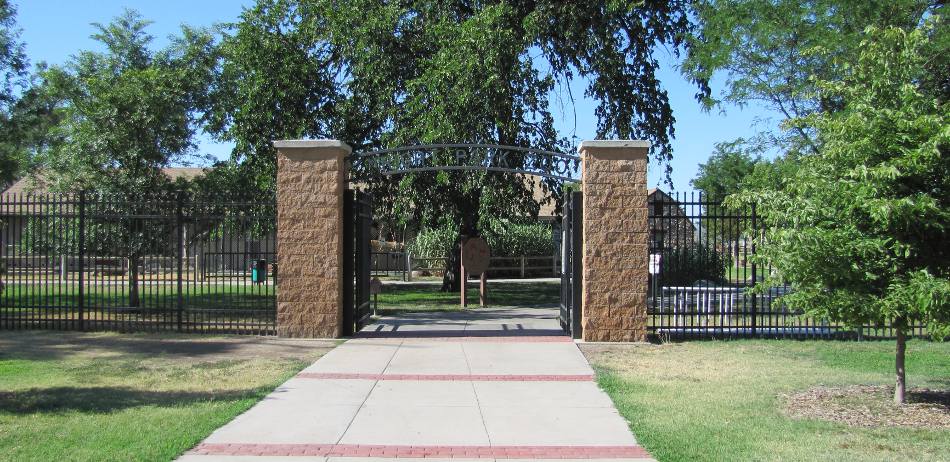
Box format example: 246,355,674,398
460,266,467,307
460,242,467,308
479,272,487,307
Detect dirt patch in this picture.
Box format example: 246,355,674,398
0,331,339,363
783,385,950,429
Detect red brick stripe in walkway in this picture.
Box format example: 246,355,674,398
296,372,595,381
354,331,572,341
190,443,651,459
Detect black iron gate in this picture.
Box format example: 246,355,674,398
559,191,583,339
343,190,373,336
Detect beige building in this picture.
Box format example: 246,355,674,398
647,188,695,252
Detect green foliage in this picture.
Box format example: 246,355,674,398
657,243,728,286
684,0,938,153
691,139,761,200
209,0,703,221
733,23,950,340
408,219,553,259
406,224,457,260
206,0,339,194
0,0,26,111
482,219,554,257
39,9,215,195
0,0,30,184
690,139,762,241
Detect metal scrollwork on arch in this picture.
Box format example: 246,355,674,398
349,144,580,182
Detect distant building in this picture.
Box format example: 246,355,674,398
1,168,209,252
0,168,276,277
647,188,696,252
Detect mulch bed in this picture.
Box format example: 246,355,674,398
782,385,950,429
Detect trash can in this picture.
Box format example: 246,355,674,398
251,259,267,284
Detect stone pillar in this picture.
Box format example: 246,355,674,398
273,140,350,338
579,140,650,342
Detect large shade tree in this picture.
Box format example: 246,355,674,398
209,0,705,289
0,0,31,185
690,138,761,241
734,23,949,404
36,10,215,307
683,0,940,160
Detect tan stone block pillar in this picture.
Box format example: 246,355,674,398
273,140,350,338
579,140,650,342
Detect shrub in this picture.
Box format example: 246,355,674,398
482,219,554,257
406,224,457,259
407,220,554,259
657,243,728,286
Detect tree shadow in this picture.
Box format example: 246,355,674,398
0,386,263,414
0,331,326,362
909,388,950,407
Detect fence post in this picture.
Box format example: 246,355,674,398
750,203,758,336
195,251,203,282
176,192,184,332
520,256,525,278
77,191,85,331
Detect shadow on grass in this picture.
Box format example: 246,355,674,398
376,281,560,314
1,289,275,312
0,386,264,414
911,389,950,407
0,332,321,362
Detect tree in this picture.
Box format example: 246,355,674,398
37,10,215,307
210,0,705,290
0,0,30,184
733,23,949,404
683,0,939,155
690,138,760,241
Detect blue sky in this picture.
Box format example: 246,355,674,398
16,0,779,191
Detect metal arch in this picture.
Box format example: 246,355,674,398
348,143,581,182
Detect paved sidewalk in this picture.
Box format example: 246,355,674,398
180,308,651,461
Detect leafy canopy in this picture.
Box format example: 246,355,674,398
40,9,215,195
691,139,761,201
683,0,936,154
208,0,703,233
733,23,950,340
690,139,762,241
0,0,30,184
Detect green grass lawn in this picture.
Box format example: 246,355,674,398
375,280,560,315
583,340,950,462
0,331,336,461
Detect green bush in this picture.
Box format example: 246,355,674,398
407,220,554,259
482,219,554,257
407,224,457,259
657,244,728,286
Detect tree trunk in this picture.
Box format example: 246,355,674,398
128,255,140,308
894,326,906,404
441,237,463,292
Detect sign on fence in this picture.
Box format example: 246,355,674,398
649,254,661,275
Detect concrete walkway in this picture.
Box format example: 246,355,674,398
180,307,651,461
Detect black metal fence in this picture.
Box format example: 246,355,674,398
647,191,928,339
0,192,277,334
371,251,561,281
